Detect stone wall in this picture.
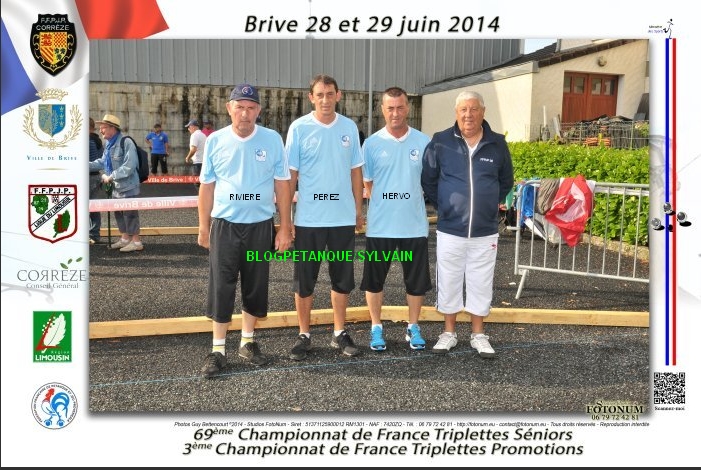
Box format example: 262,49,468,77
90,83,422,175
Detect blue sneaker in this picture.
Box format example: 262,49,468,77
369,325,386,351
405,324,426,350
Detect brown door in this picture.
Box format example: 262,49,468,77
562,73,618,122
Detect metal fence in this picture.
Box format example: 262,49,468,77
509,179,650,299
528,119,649,149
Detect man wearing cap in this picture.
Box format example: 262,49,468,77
89,114,144,252
145,123,170,175
184,119,207,187
285,74,365,360
201,119,214,138
197,84,293,378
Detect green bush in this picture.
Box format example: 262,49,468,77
508,142,650,245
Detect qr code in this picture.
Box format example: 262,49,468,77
653,372,685,404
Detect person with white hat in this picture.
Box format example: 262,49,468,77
89,114,144,252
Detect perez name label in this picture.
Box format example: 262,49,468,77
313,193,339,200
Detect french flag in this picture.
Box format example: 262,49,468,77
1,0,168,116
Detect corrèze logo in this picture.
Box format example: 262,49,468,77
409,149,420,161
341,135,351,147
14,256,86,296
30,14,77,76
23,88,82,151
31,382,77,429
33,311,72,363
255,149,267,161
28,185,77,243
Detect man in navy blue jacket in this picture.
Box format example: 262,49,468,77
421,90,514,358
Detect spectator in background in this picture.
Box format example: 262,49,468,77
145,123,170,175
184,119,207,188
285,74,365,360
88,117,104,245
201,119,215,137
361,87,432,352
90,114,144,252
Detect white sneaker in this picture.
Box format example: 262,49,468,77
119,241,144,252
470,333,495,358
431,332,457,354
111,238,130,249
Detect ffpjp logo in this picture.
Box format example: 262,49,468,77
28,185,78,243
30,14,77,76
31,383,77,429
33,311,72,363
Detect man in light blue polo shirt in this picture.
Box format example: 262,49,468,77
197,83,293,378
286,74,365,360
361,86,432,352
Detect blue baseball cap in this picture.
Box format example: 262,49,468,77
185,119,199,128
230,84,260,103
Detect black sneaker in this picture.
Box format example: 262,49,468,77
201,351,226,378
330,330,360,357
289,334,312,361
238,341,269,366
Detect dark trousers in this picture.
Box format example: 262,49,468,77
150,153,168,174
89,173,105,240
193,162,202,188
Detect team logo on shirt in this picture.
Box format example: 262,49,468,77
409,149,421,161
30,14,77,76
255,149,267,161
341,135,351,147
28,185,78,243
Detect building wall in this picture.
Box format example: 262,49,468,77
90,82,422,175
531,39,649,139
420,39,648,142
90,39,521,94
420,70,534,141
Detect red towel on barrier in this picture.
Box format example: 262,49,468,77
544,175,594,247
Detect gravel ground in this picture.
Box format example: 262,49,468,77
88,184,649,413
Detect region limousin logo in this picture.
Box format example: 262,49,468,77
33,311,72,363
31,382,77,429
28,185,78,243
30,14,77,76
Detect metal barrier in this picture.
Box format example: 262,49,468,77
512,179,649,299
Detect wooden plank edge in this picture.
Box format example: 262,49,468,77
89,306,649,339
100,218,439,237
